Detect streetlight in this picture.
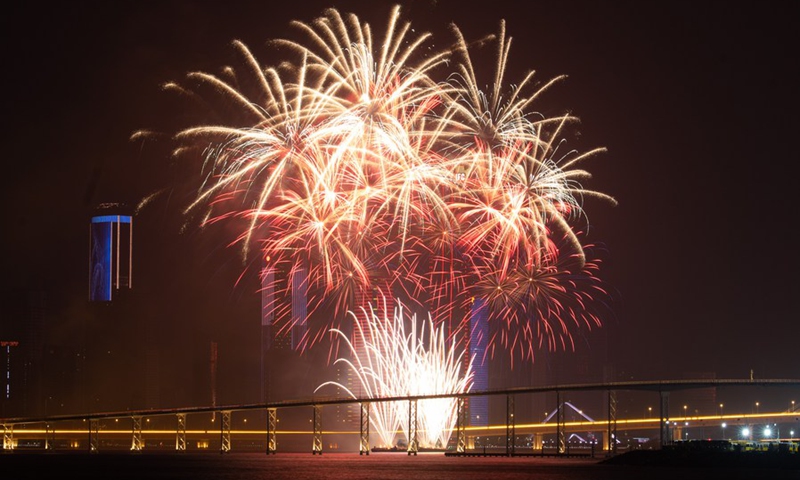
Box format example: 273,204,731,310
741,427,751,440
683,405,688,419
755,402,760,414
719,403,724,417
721,422,727,440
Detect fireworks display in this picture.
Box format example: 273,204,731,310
316,298,473,449
155,4,616,363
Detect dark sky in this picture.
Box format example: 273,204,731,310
2,0,798,394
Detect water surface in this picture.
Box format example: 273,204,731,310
2,451,795,480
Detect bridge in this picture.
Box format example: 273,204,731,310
3,378,798,456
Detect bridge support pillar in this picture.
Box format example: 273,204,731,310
506,394,515,456
607,390,617,454
312,405,322,455
2,424,13,451
659,391,671,447
45,422,55,451
89,419,99,453
456,396,466,453
557,391,566,454
176,413,187,451
220,410,231,454
131,416,144,452
407,399,418,456
266,408,277,454
359,402,370,455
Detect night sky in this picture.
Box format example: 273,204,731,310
3,0,799,406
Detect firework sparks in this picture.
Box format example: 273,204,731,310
316,298,474,449
147,4,617,363
468,232,614,366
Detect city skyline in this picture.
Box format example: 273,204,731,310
2,0,798,420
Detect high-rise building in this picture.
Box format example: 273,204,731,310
290,266,309,351
336,283,395,427
0,288,48,418
84,203,142,412
1,340,20,416
260,256,310,403
89,204,132,302
468,297,489,427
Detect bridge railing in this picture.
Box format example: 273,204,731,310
2,378,798,455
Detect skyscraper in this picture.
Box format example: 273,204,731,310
338,283,395,427
260,255,309,403
1,340,20,416
468,297,489,426
85,203,140,411
89,203,132,302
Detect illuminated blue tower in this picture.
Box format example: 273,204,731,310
89,204,132,302
85,203,137,411
469,297,489,426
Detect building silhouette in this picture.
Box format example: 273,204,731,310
84,203,143,412
260,256,312,404
0,290,46,418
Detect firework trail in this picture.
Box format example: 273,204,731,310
145,4,617,363
316,298,474,449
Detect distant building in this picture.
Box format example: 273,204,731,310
84,203,143,412
0,289,47,417
89,203,132,302
1,340,20,415
339,284,395,428
260,255,310,403
469,297,489,427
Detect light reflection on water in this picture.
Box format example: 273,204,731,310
3,451,792,480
